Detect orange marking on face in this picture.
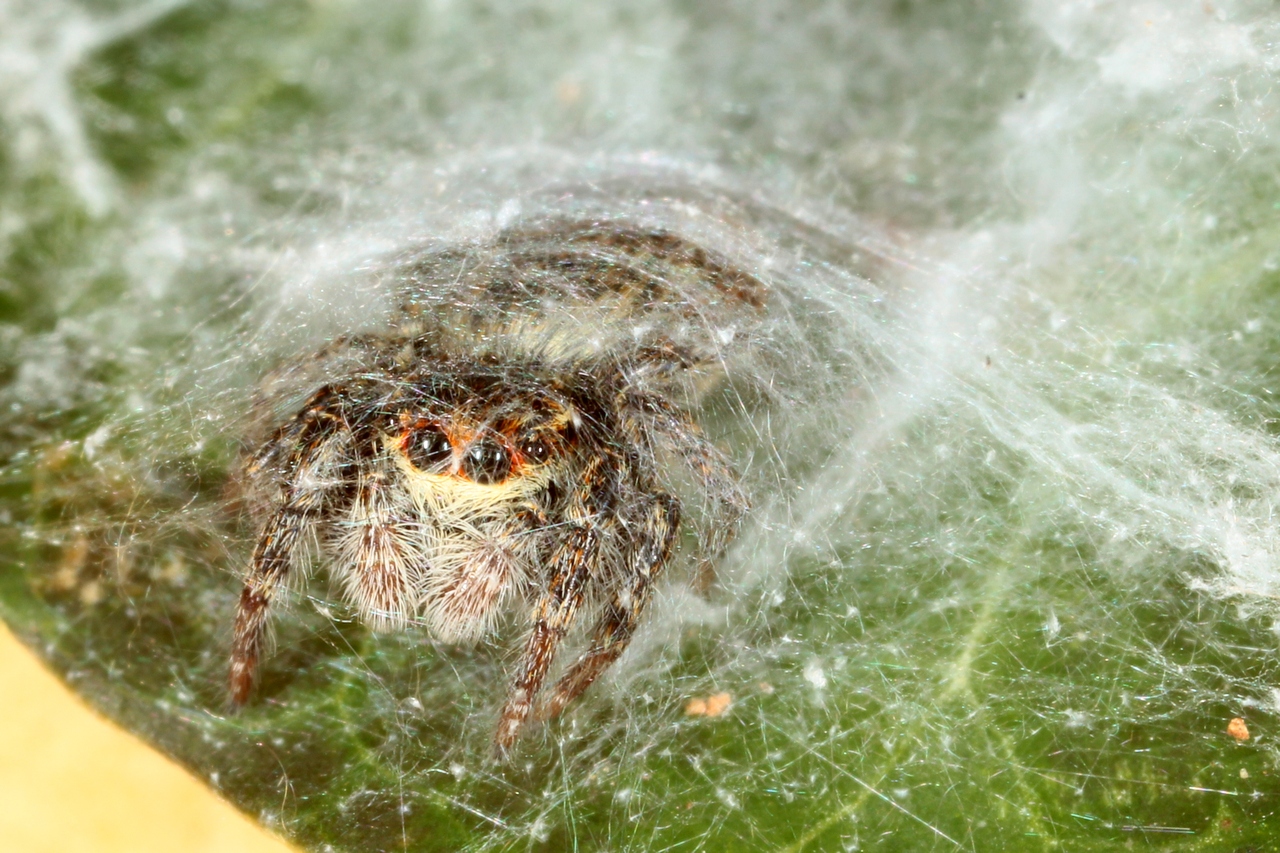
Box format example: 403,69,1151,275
397,407,579,486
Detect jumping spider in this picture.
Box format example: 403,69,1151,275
229,219,765,753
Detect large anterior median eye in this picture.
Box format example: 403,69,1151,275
463,436,511,484
407,423,453,471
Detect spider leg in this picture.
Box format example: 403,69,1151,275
537,492,680,722
620,391,747,586
494,524,598,755
668,420,746,569
230,386,357,705
245,384,344,481
229,417,351,706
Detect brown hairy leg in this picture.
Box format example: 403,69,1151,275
621,394,748,588
537,493,680,722
494,525,598,755
229,485,320,705
229,418,351,706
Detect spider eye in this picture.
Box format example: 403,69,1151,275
519,436,551,465
408,424,452,471
463,437,511,485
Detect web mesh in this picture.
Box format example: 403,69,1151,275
1,1,1279,850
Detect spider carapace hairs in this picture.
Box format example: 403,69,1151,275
228,219,766,753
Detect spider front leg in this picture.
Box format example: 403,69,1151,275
538,492,680,722
228,401,353,707
494,524,599,755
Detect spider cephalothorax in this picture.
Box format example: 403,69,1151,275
229,219,764,752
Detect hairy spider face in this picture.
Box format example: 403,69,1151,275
229,220,763,754
385,390,582,643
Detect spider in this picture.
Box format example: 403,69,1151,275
228,219,765,753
